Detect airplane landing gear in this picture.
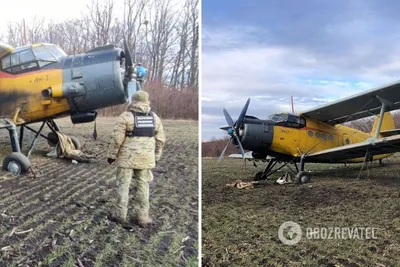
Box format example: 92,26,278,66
296,155,311,184
2,152,30,174
0,119,31,174
295,171,310,184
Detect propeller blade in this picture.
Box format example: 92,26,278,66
233,134,246,159
223,108,234,127
123,36,133,69
218,138,231,162
236,98,251,129
219,125,231,131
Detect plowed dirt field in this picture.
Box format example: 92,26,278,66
0,118,198,267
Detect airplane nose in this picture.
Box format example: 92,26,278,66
240,121,274,152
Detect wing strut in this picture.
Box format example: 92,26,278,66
371,96,393,141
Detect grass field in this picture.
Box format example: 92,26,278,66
0,117,198,267
202,157,400,267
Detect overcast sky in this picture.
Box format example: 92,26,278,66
0,0,95,34
202,0,400,141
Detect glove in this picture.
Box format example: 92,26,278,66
107,158,115,164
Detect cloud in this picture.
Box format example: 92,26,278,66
202,4,400,141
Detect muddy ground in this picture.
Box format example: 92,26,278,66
202,157,400,267
0,118,198,267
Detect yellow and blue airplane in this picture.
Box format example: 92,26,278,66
220,81,400,184
0,40,139,174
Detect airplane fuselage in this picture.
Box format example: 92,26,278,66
239,112,394,163
0,43,129,125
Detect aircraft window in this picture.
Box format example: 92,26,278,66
20,49,35,63
345,138,350,144
267,114,288,123
308,130,313,137
285,114,306,128
315,132,321,138
10,53,20,66
32,46,57,62
328,135,333,141
1,55,11,69
46,45,67,59
322,133,327,140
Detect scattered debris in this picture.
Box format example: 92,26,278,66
225,180,255,189
182,236,190,243
15,228,33,235
9,227,17,237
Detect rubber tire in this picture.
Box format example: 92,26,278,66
253,171,264,181
70,137,81,150
2,152,30,174
47,132,58,146
296,171,311,184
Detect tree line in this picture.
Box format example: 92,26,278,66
1,0,198,120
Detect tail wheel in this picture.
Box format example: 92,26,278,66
2,152,30,174
296,171,311,184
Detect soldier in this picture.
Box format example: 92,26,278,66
107,91,166,227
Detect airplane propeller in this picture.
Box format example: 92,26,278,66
218,98,251,161
123,36,135,86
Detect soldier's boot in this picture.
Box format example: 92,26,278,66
138,215,153,227
108,213,134,229
107,213,126,224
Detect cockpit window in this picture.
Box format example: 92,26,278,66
1,44,65,74
267,113,306,128
46,45,67,59
267,113,288,123
20,49,35,62
32,46,57,62
1,55,11,69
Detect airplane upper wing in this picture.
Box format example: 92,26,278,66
305,134,400,163
300,80,400,125
0,42,13,58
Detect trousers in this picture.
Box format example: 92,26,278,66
115,167,153,221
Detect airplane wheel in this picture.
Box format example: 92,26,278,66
70,137,81,150
2,152,30,174
47,132,58,146
296,171,310,184
253,171,264,181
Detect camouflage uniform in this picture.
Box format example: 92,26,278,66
107,91,165,225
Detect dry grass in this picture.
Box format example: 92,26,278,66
202,156,400,266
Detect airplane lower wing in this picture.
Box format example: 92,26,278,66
380,129,400,137
305,135,400,163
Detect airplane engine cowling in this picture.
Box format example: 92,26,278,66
240,120,273,152
61,45,128,112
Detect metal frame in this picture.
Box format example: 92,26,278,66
0,119,60,158
258,158,298,180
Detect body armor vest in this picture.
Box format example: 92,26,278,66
126,111,156,137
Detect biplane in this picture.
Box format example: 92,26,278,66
0,40,140,174
219,80,400,184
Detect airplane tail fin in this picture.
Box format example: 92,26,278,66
371,111,395,136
